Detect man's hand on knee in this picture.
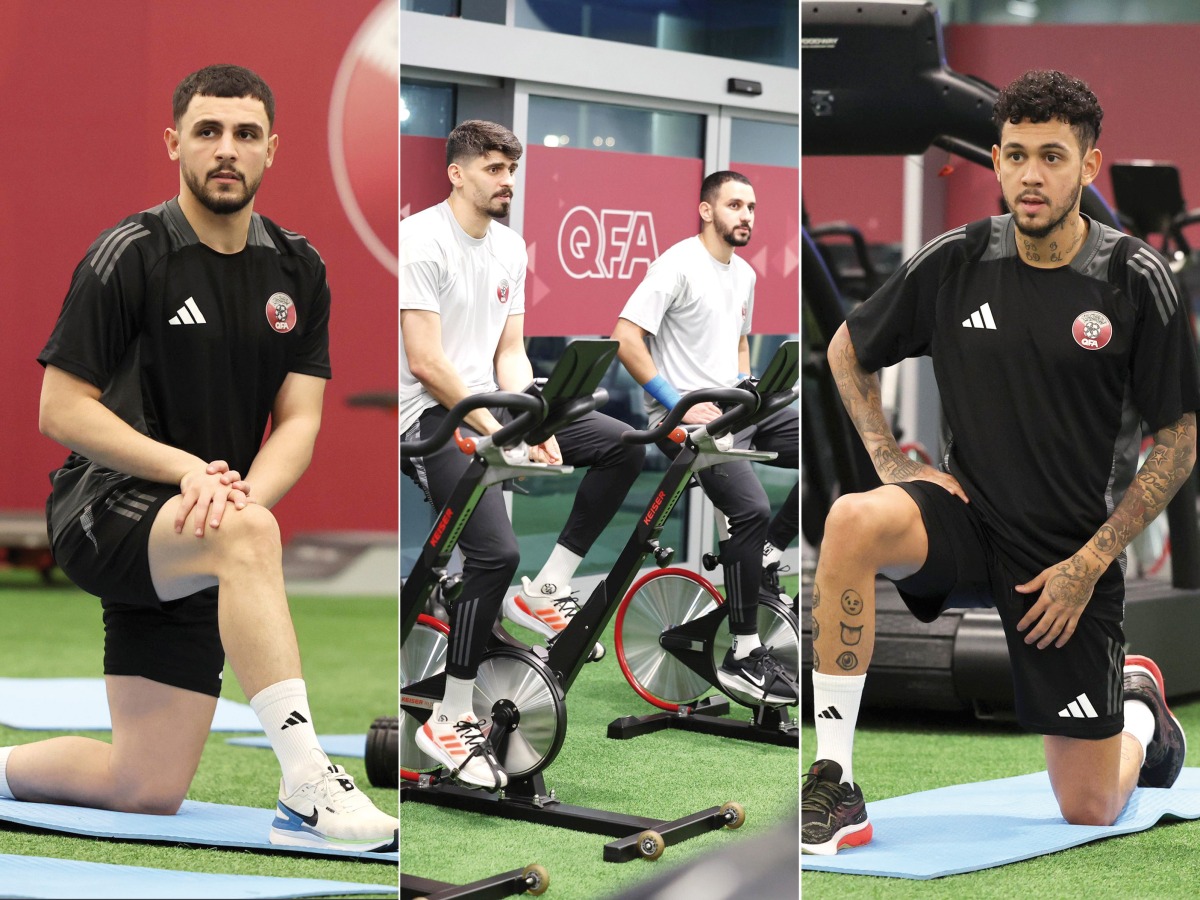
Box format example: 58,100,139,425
177,461,252,537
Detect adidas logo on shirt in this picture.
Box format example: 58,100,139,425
1058,692,1098,719
817,706,843,720
961,302,997,330
169,297,207,325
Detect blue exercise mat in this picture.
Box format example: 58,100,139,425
802,767,1200,879
0,797,397,863
0,678,262,732
0,853,396,899
227,734,367,758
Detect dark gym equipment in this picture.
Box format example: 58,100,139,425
402,344,781,861
801,0,1200,715
365,716,397,788
606,342,801,746
401,863,549,900
400,347,616,898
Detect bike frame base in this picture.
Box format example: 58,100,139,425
400,775,731,863
607,696,799,747
402,868,539,900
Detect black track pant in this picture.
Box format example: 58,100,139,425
405,406,644,678
660,404,798,634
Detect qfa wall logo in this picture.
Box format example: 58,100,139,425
329,0,398,276
557,206,659,280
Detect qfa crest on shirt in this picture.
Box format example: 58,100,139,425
266,292,297,333
1072,310,1112,351
496,279,510,304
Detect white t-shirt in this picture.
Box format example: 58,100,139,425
618,235,755,419
399,201,527,432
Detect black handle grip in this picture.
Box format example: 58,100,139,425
621,387,758,445
401,392,544,459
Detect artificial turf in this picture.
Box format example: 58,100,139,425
800,691,1200,897
0,573,397,897
400,576,802,900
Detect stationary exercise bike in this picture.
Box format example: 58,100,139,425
400,340,618,899
402,341,798,862
608,342,800,747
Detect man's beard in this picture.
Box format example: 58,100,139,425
718,219,752,247
183,166,261,215
1012,182,1082,240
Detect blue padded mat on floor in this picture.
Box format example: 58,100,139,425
227,734,367,758
0,797,397,863
0,853,396,898
802,768,1200,879
0,678,262,732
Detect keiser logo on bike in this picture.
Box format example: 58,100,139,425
558,206,659,280
643,490,666,526
429,507,454,548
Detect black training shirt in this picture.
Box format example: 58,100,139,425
39,197,331,540
847,214,1200,616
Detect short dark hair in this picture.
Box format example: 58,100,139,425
173,64,276,127
992,69,1102,151
700,170,753,205
446,120,523,167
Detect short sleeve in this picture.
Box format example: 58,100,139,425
37,224,150,388
618,256,684,335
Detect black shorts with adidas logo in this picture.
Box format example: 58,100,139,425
48,478,225,699
889,480,1125,740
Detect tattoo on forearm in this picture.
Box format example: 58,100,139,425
832,335,916,482
836,651,858,670
1100,413,1197,558
840,622,863,646
841,590,864,616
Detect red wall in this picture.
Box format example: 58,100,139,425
401,136,799,336
804,24,1200,246
0,0,397,539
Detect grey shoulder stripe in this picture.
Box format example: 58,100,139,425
1132,248,1178,310
90,222,141,275
906,227,966,274
248,215,277,251
1129,252,1178,326
91,224,150,284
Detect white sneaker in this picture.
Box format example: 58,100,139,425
503,576,581,638
269,765,397,852
414,703,507,792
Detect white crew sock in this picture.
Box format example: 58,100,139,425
731,631,762,660
249,679,331,795
0,747,15,800
529,544,583,597
440,674,477,722
763,541,783,568
1123,698,1155,766
812,671,867,784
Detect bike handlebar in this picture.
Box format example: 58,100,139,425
621,387,759,445
400,392,545,460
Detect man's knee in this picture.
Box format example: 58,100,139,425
1057,790,1120,827
822,490,914,555
212,504,282,566
114,782,187,816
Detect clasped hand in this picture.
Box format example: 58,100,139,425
176,460,254,537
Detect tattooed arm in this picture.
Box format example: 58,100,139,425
1017,411,1198,649
826,322,969,500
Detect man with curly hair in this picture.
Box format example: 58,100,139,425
802,69,1198,854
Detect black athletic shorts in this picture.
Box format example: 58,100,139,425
48,480,225,698
891,481,1125,740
